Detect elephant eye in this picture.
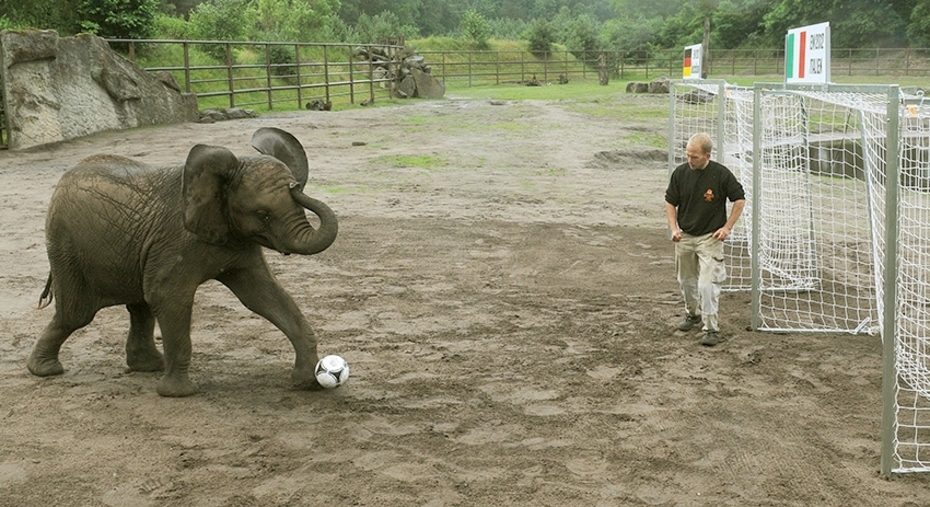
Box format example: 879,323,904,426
255,210,271,224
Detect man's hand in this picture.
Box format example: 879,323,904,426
712,227,731,241
670,228,682,242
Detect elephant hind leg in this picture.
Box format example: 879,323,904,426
125,303,164,372
27,305,96,377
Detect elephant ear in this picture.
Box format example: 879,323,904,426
250,127,309,191
182,144,239,244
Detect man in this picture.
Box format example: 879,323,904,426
665,133,746,346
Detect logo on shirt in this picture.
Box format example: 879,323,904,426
703,188,714,202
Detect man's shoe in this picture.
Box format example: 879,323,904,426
701,331,721,346
678,314,702,332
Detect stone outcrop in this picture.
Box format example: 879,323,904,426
626,76,672,95
355,45,445,100
0,30,199,150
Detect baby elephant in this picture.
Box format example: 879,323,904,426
28,128,338,397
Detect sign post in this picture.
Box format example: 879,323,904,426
785,22,830,84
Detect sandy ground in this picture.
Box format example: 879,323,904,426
1,90,928,507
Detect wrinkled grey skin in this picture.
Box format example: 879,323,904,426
27,128,338,397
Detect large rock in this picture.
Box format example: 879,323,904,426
648,76,670,94
410,68,445,99
0,30,199,150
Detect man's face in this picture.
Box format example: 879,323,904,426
686,143,711,170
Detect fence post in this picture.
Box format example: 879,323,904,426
582,50,587,80
295,44,302,108
368,47,375,105
468,52,473,87
183,42,191,93
496,51,500,85
328,45,336,104
564,50,569,79
264,43,273,110
226,42,234,108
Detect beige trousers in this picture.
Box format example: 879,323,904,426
675,232,726,332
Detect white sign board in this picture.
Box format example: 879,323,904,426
683,44,702,79
785,22,830,83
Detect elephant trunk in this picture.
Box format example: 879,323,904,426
286,187,338,255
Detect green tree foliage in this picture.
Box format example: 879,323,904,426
907,0,930,46
187,0,254,59
0,0,81,33
253,0,338,41
460,9,493,49
761,0,910,48
525,18,555,58
76,0,160,38
712,0,770,48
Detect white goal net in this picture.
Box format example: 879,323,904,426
669,80,754,292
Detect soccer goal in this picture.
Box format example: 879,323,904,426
750,82,930,474
672,80,930,473
668,80,755,292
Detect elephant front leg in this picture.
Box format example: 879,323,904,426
151,299,198,397
125,303,164,372
220,269,322,390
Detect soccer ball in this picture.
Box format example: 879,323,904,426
315,355,349,389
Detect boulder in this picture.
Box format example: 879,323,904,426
410,68,445,99
648,76,670,94
0,29,199,150
626,82,650,93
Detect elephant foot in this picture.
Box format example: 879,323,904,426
156,374,199,397
27,354,65,377
127,351,165,372
292,366,324,391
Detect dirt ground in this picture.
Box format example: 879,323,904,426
1,90,928,507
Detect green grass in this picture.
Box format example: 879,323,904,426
370,154,449,169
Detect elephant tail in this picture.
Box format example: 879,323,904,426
37,274,53,309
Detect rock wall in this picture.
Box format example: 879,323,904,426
0,30,199,150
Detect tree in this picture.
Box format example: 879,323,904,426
908,0,930,46
460,9,492,49
525,18,555,58
188,0,254,59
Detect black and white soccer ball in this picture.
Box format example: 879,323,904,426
315,355,349,389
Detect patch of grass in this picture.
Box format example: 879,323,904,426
371,154,448,169
626,131,669,149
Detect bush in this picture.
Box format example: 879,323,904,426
152,13,190,40
525,19,555,58
188,0,254,60
460,10,492,50
76,0,159,39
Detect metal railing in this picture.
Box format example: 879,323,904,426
109,39,404,112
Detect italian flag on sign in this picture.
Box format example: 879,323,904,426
785,30,807,79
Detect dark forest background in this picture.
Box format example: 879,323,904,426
2,0,929,55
